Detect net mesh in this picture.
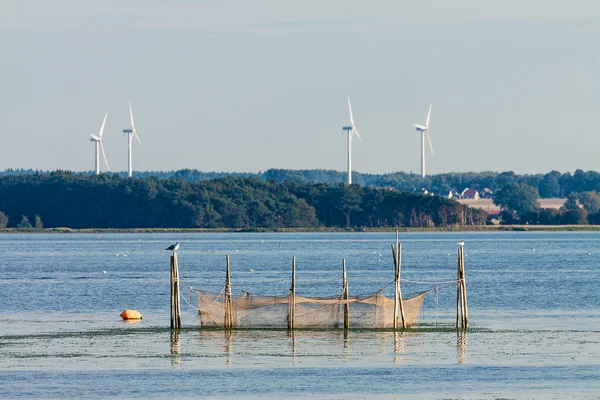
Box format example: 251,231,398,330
196,288,427,329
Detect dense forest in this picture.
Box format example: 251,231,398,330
0,172,486,229
2,168,600,198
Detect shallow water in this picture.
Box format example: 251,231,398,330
1,232,600,399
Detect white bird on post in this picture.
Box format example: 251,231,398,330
166,242,180,252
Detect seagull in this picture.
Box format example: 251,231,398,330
249,269,254,272
457,241,465,247
165,242,180,252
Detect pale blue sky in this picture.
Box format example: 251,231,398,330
1,1,599,174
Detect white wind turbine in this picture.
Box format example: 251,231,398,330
413,104,433,178
89,113,110,175
123,101,141,178
342,97,361,184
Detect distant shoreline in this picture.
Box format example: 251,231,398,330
1,225,600,234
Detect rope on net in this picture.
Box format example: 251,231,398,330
401,278,462,285
186,285,226,311
181,290,200,311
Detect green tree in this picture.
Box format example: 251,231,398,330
0,211,8,228
538,172,561,198
562,208,588,224
493,183,540,220
562,193,579,211
34,214,43,229
337,185,363,227
17,215,32,228
578,191,600,214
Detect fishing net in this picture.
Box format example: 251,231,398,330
195,288,427,329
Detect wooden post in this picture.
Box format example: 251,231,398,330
456,246,469,329
456,246,461,328
170,255,174,329
392,231,406,329
175,253,181,329
342,258,349,329
224,254,233,329
170,252,181,329
392,243,398,329
288,256,296,329
460,247,469,328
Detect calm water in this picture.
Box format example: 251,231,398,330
1,231,600,399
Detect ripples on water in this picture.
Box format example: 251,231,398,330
1,231,600,399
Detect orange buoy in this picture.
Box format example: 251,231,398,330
120,310,143,320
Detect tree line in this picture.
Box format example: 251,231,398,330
493,182,600,225
3,168,600,198
0,172,486,229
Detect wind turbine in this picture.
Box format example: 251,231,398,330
123,101,141,178
89,113,110,175
342,97,361,184
413,104,433,178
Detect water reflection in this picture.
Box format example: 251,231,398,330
224,329,232,365
170,330,181,366
343,329,349,361
288,330,296,366
192,329,431,366
457,330,468,364
394,331,404,364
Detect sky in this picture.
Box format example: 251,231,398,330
1,0,599,175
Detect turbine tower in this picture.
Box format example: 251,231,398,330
89,113,110,175
341,97,361,184
123,101,141,178
413,104,433,178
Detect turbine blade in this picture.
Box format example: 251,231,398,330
100,142,110,171
353,128,362,140
129,101,135,130
134,130,141,145
90,134,100,141
99,113,108,138
426,129,434,158
347,97,355,127
425,104,432,128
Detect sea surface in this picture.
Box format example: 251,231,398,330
1,231,600,399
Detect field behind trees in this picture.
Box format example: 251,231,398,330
459,198,566,212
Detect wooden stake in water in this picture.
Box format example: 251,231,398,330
460,246,469,328
224,254,233,329
170,252,181,329
456,246,469,329
456,247,461,329
342,258,349,330
392,231,406,329
288,256,296,329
